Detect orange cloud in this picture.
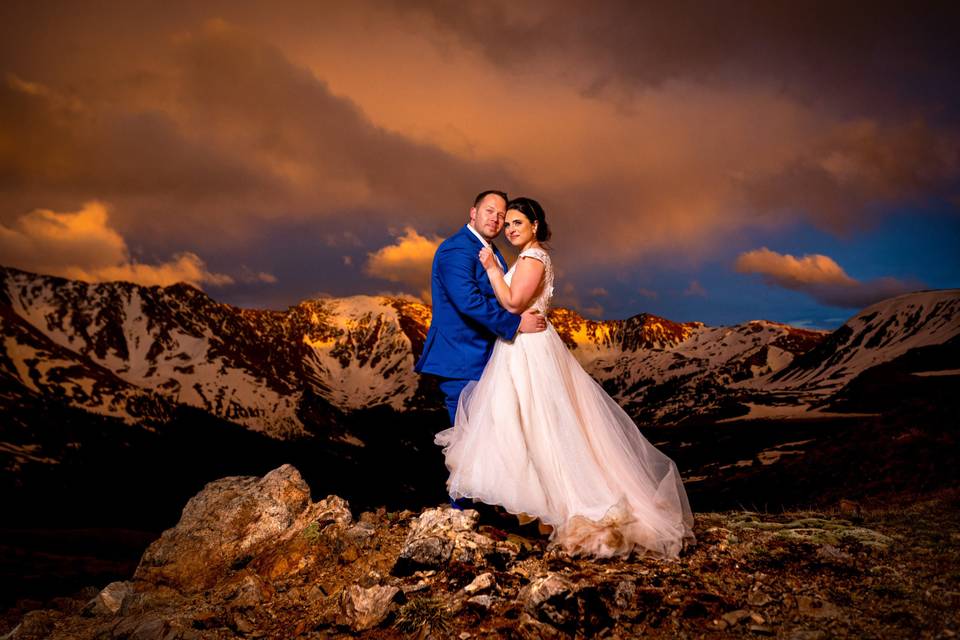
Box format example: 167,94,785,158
734,248,856,288
0,201,234,288
735,247,922,308
364,227,442,301
0,5,955,304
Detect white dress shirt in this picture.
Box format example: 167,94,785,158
465,223,505,270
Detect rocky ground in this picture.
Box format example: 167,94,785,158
2,465,958,640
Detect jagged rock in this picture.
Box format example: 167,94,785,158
10,464,952,640
345,522,376,544
453,531,519,567
721,608,752,626
134,464,350,592
118,585,183,616
359,570,384,588
519,573,578,628
7,609,59,640
394,506,517,572
463,572,495,594
83,580,135,616
465,594,496,610
398,507,478,568
613,579,636,611
226,573,274,610
337,584,400,631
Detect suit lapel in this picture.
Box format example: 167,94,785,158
461,224,506,271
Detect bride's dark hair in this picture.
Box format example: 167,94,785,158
506,197,551,242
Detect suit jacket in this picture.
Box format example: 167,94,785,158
414,225,521,379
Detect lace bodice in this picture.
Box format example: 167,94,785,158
504,247,554,314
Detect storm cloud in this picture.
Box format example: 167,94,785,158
0,2,955,320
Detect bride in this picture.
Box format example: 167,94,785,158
434,197,696,559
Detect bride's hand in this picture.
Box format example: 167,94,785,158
478,247,498,271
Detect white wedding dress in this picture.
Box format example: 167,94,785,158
434,247,695,559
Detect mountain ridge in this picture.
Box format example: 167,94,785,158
2,265,957,440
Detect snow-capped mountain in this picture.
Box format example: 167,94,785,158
297,295,431,412
758,289,960,392
1,267,433,438
550,309,827,423
2,266,957,439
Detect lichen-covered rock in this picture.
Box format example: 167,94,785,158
336,584,400,631
395,507,519,573
726,514,893,550
134,464,349,592
10,466,953,640
397,507,479,569
519,573,578,628
83,581,134,616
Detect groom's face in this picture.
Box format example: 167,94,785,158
470,194,507,241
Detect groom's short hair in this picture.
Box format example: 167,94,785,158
473,190,508,207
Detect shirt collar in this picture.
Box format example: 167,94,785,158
465,223,493,249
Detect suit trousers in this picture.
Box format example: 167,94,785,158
437,377,474,426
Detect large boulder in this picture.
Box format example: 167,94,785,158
134,464,350,592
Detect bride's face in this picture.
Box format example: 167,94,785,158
504,210,536,246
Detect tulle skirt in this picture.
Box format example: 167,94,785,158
434,324,696,559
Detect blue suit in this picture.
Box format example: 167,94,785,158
415,225,521,422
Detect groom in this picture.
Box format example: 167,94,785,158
415,190,547,425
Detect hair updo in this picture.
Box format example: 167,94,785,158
506,197,551,242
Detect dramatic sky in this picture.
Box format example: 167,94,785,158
1,1,958,328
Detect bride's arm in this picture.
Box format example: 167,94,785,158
480,249,545,314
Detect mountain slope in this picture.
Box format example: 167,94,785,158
1,268,434,438
3,266,957,438
732,289,960,414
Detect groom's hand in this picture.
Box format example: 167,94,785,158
519,309,547,333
